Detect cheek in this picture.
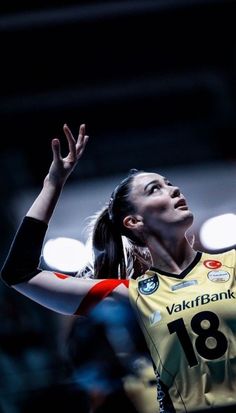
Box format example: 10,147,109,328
141,199,173,226
144,198,171,216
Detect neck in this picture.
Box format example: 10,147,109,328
148,236,196,275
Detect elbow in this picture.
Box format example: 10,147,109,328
0,265,41,288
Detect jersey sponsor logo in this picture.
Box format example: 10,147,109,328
149,310,162,326
156,372,166,411
138,273,159,295
207,270,230,282
156,372,175,413
166,289,236,315
171,279,198,291
203,259,222,269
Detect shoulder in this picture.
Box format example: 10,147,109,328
202,248,236,267
200,249,236,281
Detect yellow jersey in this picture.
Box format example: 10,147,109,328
129,249,236,412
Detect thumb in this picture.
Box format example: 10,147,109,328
51,138,61,162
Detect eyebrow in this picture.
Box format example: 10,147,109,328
144,177,168,192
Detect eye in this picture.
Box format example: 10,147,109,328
149,184,161,194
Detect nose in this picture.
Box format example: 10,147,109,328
170,186,180,198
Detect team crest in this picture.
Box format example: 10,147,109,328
138,273,159,295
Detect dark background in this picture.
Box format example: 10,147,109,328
1,0,236,259
0,1,236,412
1,0,236,183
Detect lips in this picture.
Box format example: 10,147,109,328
174,198,187,209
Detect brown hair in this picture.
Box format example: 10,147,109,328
90,170,151,279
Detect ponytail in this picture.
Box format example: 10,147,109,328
87,169,153,280
92,207,126,279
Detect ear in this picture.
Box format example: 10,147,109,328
123,215,143,230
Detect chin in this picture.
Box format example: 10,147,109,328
179,210,194,227
184,211,194,226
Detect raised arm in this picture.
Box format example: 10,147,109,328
27,123,89,223
0,123,129,315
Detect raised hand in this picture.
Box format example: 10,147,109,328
47,123,89,187
26,123,89,223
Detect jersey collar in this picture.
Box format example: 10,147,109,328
149,251,202,279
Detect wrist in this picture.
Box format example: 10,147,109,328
43,174,65,192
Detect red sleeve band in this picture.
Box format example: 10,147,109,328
75,279,129,316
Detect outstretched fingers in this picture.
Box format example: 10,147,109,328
51,138,62,163
63,123,77,159
76,123,89,159
63,123,89,161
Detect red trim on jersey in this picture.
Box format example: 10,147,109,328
54,272,69,279
75,279,129,316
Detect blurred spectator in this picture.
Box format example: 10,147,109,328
0,287,66,412
62,299,157,413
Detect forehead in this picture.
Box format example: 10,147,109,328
131,172,166,192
